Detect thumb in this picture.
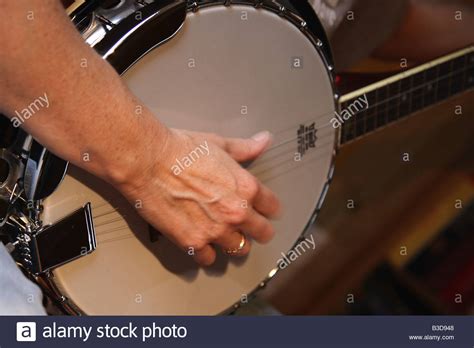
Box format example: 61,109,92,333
224,131,272,162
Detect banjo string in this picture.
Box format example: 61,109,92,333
77,111,342,238
251,127,334,167
96,225,131,235
259,65,471,154
88,135,336,226
98,234,134,244
94,215,127,227
93,208,121,218
91,139,334,239
253,138,334,178
89,136,334,217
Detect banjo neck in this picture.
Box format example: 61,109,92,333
337,45,474,146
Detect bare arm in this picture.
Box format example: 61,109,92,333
0,0,280,265
374,0,474,62
0,0,164,185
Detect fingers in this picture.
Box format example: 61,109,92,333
237,171,281,218
193,244,216,266
238,207,275,244
222,131,272,162
192,230,251,266
183,130,271,163
211,130,281,217
253,181,281,218
215,230,251,256
163,129,279,267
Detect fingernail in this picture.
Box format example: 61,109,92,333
252,131,271,142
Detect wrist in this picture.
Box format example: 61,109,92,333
104,112,171,194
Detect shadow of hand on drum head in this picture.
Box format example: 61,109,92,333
70,166,248,282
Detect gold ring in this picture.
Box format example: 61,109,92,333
225,233,247,255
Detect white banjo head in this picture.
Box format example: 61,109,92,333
42,3,336,315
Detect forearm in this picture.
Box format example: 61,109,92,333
374,0,474,62
0,0,168,187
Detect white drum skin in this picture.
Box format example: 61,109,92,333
42,3,336,315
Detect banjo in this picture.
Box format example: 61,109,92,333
0,0,472,315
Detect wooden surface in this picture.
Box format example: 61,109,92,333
260,90,474,315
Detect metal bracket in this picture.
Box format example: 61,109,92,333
7,203,97,275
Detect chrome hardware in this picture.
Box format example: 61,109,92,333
0,181,24,228
0,136,33,209
6,210,37,270
278,5,286,16
70,0,334,69
78,0,144,47
5,204,96,275
1,138,84,275
18,232,33,267
94,0,187,73
1,133,66,230
30,203,96,275
0,149,23,202
101,0,123,10
8,182,23,206
22,139,68,202
136,0,150,7
95,14,117,29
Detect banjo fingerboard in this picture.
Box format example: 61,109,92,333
338,46,474,145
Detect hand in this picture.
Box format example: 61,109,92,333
117,128,281,266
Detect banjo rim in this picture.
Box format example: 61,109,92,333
39,0,340,315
